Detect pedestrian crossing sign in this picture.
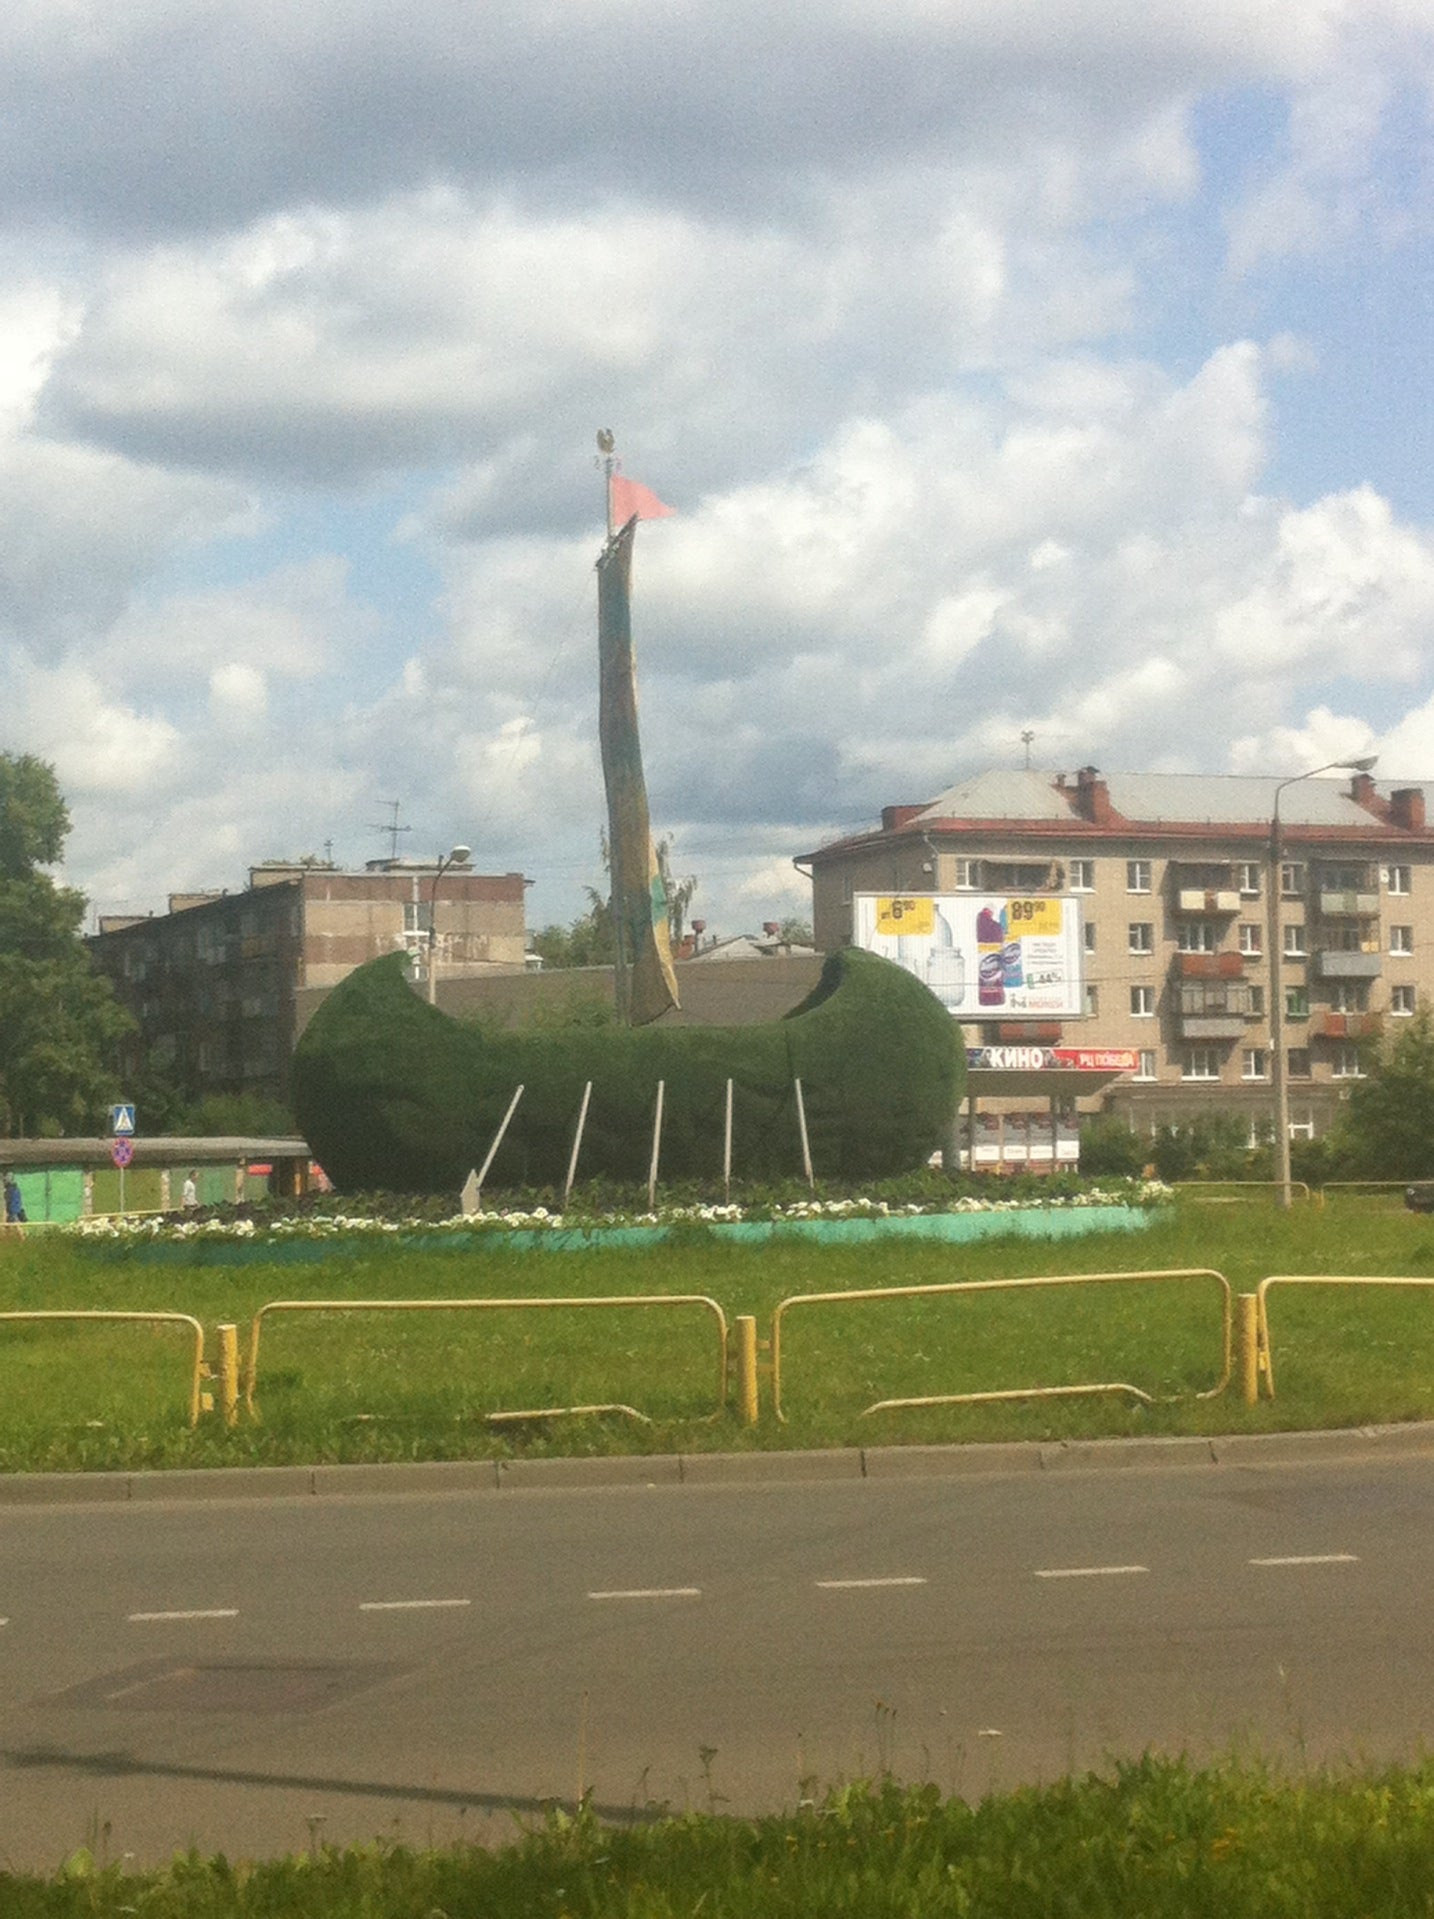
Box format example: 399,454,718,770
109,1104,136,1136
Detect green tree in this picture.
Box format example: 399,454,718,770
529,889,615,969
1329,1007,1434,1179
0,755,133,1136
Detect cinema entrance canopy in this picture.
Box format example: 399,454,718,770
964,1043,1139,1101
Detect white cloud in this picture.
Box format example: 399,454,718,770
0,0,1427,947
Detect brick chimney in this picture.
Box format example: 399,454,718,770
1390,787,1427,831
1072,764,1112,826
882,804,925,831
1350,770,1381,814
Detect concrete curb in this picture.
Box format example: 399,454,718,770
3,1420,1434,1505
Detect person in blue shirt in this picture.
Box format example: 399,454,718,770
3,1174,25,1224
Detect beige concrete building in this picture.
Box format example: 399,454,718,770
91,858,529,1108
800,766,1434,1142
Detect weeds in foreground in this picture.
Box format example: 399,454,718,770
9,1757,1434,1915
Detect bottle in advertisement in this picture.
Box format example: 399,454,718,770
925,907,966,1008
976,905,1005,1007
1000,905,1024,990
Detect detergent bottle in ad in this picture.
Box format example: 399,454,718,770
1001,905,1025,990
925,906,966,1008
976,905,1005,1006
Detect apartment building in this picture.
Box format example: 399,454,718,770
799,766,1434,1140
90,858,529,1109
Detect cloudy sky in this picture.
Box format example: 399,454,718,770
4,0,1433,939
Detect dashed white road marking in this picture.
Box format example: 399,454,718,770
128,1608,238,1622
815,1577,928,1590
1249,1553,1359,1567
1034,1564,1149,1581
587,1587,701,1601
359,1598,472,1612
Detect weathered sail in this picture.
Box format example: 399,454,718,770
596,515,680,1024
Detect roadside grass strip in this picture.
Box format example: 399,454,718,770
1,1200,1434,1470
9,1757,1434,1916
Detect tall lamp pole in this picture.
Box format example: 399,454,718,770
427,843,472,1006
1267,757,1376,1207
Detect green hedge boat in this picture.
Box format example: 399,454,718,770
293,946,963,1194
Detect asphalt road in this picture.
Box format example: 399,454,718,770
3,1437,1434,1870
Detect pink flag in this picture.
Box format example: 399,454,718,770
610,473,675,524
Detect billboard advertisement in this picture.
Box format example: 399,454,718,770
853,893,1084,1018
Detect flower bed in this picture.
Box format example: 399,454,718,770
64,1181,1171,1251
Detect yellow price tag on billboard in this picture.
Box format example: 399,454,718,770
1004,898,1063,936
875,896,935,936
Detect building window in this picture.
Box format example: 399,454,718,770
1177,921,1218,953
1282,923,1306,958
1390,984,1415,1015
841,872,853,904
1391,925,1413,954
1130,985,1155,1017
1128,922,1153,954
1280,861,1306,897
1332,1045,1365,1079
1387,864,1411,895
1287,1047,1312,1079
1126,859,1151,894
1238,862,1261,897
1069,859,1094,893
1249,984,1265,1016
1084,984,1099,1015
1321,924,1368,952
1135,1049,1158,1081
1182,1047,1221,1080
1285,985,1308,1019
403,900,434,935
1329,982,1368,1014
1242,1049,1268,1081
1083,922,1097,954
1238,922,1262,955
952,859,978,890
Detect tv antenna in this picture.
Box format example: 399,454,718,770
369,800,412,863
1021,730,1036,769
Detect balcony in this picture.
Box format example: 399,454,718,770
1175,888,1241,915
1317,888,1380,918
1314,948,1382,980
1177,979,1253,1040
1172,951,1245,980
1180,1015,1248,1040
1309,1011,1382,1041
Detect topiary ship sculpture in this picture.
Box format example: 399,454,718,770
293,947,964,1195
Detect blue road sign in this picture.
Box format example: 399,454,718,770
109,1104,136,1136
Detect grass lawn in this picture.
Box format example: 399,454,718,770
7,1758,1434,1916
1,1197,1432,1473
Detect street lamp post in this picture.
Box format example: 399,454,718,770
1267,758,1376,1207
427,843,472,1006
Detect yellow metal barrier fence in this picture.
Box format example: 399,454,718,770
0,1310,207,1427
1173,1181,1312,1206
245,1294,730,1423
771,1269,1232,1422
1255,1274,1434,1399
1314,1181,1420,1211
